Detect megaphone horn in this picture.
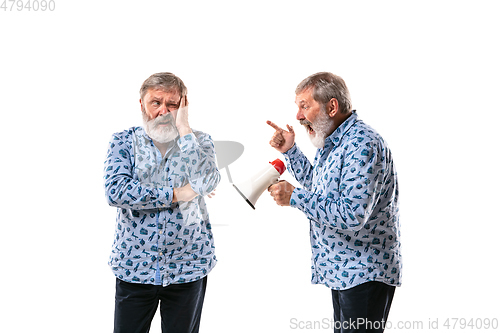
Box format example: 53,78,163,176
233,159,286,209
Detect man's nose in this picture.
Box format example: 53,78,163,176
296,109,304,121
158,104,169,116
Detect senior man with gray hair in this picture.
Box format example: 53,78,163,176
103,72,220,333
267,72,402,333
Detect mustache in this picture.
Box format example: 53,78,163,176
151,113,174,127
300,119,313,127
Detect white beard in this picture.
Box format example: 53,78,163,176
142,112,179,143
301,110,332,149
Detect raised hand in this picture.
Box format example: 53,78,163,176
176,95,192,137
267,120,295,153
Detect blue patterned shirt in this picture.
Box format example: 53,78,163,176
103,127,220,286
284,111,402,290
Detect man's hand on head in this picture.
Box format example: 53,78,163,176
176,95,192,137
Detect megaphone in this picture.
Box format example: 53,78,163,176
233,159,286,209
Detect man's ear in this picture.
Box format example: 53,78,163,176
140,99,146,114
328,98,339,117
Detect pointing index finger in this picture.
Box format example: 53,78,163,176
267,120,283,132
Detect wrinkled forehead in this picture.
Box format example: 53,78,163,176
295,88,314,105
145,88,181,101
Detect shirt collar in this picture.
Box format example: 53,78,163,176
325,110,359,149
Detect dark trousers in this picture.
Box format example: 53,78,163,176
331,281,396,333
114,277,207,333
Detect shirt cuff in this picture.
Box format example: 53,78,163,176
281,144,297,171
156,186,174,207
290,187,307,209
283,144,298,158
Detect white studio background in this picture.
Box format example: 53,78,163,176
1,1,499,332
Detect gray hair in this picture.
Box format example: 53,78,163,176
295,72,352,114
140,72,187,100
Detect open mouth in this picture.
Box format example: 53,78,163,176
304,123,315,135
300,119,315,135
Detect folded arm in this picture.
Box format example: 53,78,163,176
103,132,174,210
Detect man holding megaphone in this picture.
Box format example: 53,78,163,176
267,72,402,333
